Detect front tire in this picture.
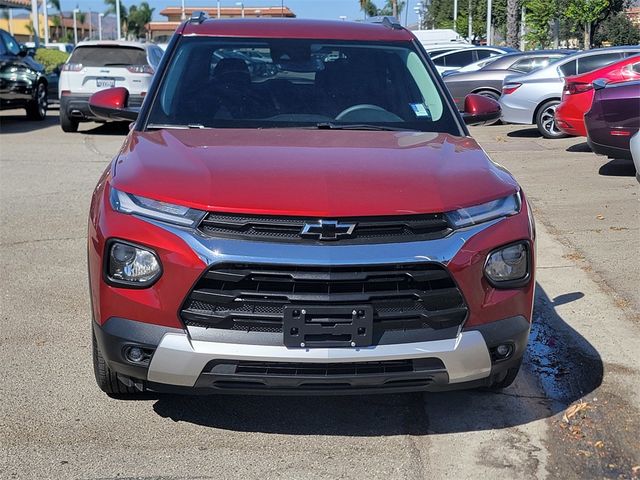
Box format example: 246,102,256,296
26,81,47,120
93,332,143,395
60,108,79,133
536,100,568,139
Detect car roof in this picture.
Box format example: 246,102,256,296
486,49,572,68
430,46,512,59
74,40,150,50
181,18,416,41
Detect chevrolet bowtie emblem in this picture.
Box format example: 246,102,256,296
300,220,357,240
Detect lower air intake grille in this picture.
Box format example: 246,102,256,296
180,263,468,335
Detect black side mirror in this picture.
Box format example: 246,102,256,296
592,78,608,91
18,44,28,57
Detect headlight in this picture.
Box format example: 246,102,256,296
484,242,530,287
110,186,206,227
446,192,521,229
106,241,161,287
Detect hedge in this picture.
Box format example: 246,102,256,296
34,48,70,74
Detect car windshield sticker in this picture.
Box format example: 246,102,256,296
410,103,431,119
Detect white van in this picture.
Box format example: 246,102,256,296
411,29,471,51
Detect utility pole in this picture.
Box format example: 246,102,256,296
520,5,526,50
88,8,92,39
99,12,104,40
30,0,40,46
73,8,79,44
8,8,13,35
115,0,121,40
468,0,472,39
43,1,49,44
486,0,492,45
181,0,186,20
453,0,458,31
217,1,221,18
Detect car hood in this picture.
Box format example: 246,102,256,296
112,129,518,217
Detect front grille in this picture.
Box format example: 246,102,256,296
180,263,468,336
209,359,418,376
198,212,452,244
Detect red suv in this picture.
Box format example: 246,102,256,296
556,55,640,137
88,15,535,396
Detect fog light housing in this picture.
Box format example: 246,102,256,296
490,343,514,362
484,242,530,287
106,240,161,287
123,345,154,365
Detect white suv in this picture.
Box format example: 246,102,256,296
58,41,164,132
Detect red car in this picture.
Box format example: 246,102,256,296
556,55,640,136
88,14,535,396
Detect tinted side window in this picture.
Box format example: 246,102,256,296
577,53,622,74
476,50,496,60
510,58,533,72
632,62,640,74
443,50,474,67
0,31,20,56
559,60,577,76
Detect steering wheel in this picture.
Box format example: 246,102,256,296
335,104,404,123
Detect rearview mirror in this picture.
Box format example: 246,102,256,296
89,87,139,122
461,94,501,125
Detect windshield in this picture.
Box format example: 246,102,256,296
145,37,459,133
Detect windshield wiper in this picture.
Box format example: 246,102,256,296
146,123,207,130
315,122,414,132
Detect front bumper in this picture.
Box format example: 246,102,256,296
94,315,530,395
60,93,144,121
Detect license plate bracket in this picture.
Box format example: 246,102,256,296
96,77,116,88
283,305,373,348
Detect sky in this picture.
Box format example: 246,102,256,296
61,0,422,25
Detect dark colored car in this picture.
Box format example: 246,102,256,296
585,79,640,160
86,16,535,397
0,29,48,120
444,50,572,108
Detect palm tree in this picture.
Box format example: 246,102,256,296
359,0,379,17
104,0,128,37
49,0,66,41
506,0,519,47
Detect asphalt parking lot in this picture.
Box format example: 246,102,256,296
1,110,639,479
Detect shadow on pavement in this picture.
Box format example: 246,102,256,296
0,114,58,134
566,142,592,153
507,127,541,138
81,121,131,136
598,158,636,177
151,283,602,436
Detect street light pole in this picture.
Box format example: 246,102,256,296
43,2,50,44
235,2,245,18
73,8,79,45
99,12,104,40
453,0,457,31
88,8,92,39
468,0,472,39
115,0,121,40
30,0,40,47
181,0,186,20
486,0,492,45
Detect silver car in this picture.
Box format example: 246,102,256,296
631,130,640,183
499,46,640,138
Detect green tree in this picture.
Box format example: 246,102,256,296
565,0,609,49
127,2,155,38
593,11,640,45
523,0,559,48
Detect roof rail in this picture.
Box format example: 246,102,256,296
189,10,208,24
366,16,403,30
